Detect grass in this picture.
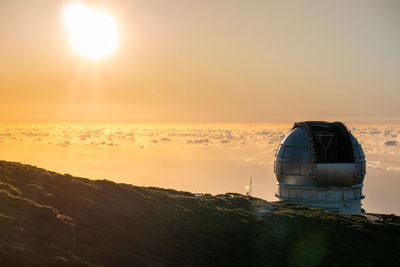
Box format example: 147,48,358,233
0,160,398,266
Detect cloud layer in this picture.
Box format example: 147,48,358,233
0,123,399,214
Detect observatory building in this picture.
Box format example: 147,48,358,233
274,121,366,215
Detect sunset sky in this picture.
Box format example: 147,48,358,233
1,0,400,123
0,1,399,214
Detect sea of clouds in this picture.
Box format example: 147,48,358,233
0,123,398,214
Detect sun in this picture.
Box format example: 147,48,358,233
61,2,119,59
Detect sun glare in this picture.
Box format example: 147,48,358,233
61,2,119,59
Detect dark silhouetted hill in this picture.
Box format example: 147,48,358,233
0,160,399,266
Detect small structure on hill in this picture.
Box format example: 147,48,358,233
274,121,366,215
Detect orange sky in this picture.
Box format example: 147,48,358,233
1,0,400,123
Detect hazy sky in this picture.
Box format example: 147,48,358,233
1,0,399,122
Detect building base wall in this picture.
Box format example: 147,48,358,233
276,183,364,215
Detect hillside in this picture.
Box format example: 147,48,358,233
0,161,399,266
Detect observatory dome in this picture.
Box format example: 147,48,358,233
274,121,366,215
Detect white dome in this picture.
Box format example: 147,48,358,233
274,121,366,187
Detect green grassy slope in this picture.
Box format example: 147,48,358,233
0,160,399,266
